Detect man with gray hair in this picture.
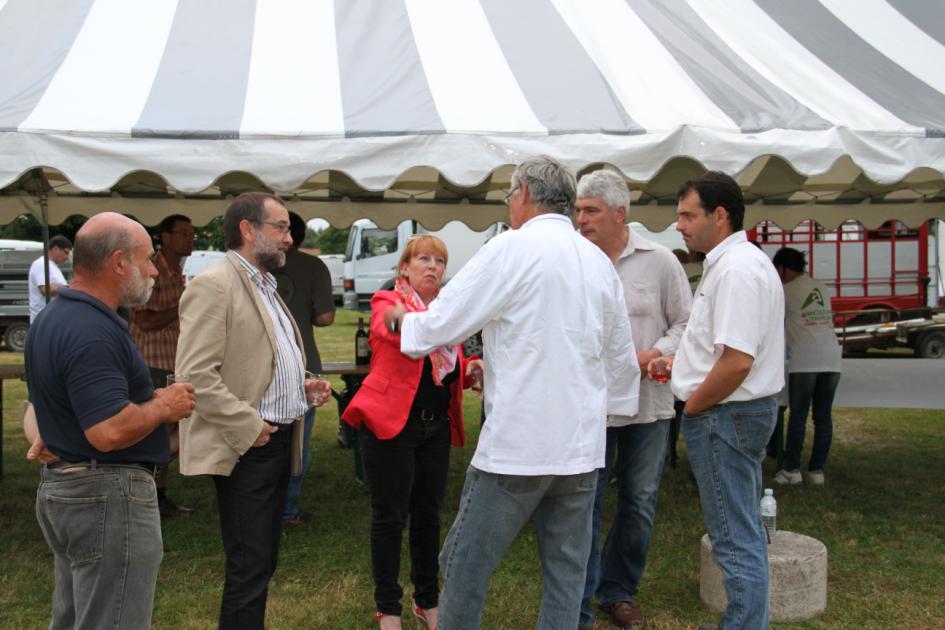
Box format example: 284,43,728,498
25,212,196,629
385,156,640,629
576,170,692,629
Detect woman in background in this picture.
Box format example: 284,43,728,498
342,236,482,630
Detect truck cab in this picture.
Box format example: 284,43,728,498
342,219,506,311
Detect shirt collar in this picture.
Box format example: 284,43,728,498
520,212,573,230
705,230,747,269
617,226,655,260
233,250,277,292
58,288,130,330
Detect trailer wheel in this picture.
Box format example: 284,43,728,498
3,321,29,353
916,331,945,359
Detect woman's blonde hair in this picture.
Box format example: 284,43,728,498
397,235,449,275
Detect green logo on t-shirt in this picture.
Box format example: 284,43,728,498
801,288,825,311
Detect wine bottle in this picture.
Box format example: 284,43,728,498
355,317,371,365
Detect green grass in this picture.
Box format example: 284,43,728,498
2,309,944,628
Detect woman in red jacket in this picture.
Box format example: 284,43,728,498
342,235,482,630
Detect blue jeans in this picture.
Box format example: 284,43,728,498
683,396,777,630
580,419,670,627
785,372,841,472
282,407,316,521
438,466,597,630
36,465,163,630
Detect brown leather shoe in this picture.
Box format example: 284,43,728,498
603,601,646,629
283,511,315,528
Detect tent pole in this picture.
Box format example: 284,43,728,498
40,193,50,305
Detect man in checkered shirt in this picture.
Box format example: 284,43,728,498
130,213,195,518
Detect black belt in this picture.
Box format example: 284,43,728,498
46,459,159,476
265,418,300,433
411,408,448,422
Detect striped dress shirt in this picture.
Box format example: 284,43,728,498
234,252,308,424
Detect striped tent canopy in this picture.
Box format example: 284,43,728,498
1,0,944,230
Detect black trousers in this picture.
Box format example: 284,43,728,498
213,426,291,630
361,414,452,615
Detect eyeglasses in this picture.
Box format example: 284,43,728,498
503,187,519,205
254,220,291,235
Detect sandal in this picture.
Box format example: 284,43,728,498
411,602,437,630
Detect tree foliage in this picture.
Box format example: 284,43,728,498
309,226,350,254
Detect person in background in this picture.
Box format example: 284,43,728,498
130,213,195,517
28,235,72,323
342,235,482,630
671,171,784,630
575,170,691,630
771,247,842,486
385,156,639,630
273,211,336,527
175,193,332,629
25,212,195,629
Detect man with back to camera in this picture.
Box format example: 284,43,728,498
130,213,195,517
670,172,784,630
272,211,336,527
385,156,640,630
175,192,332,629
25,212,196,629
770,247,842,486
575,169,692,629
28,234,72,323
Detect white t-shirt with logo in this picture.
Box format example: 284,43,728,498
784,274,842,373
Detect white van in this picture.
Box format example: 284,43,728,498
342,219,507,310
182,250,226,285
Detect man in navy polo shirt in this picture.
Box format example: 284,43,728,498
25,212,196,630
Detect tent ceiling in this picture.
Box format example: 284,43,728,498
1,0,944,230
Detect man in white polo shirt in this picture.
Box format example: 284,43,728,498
671,172,784,630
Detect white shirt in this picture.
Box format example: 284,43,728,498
233,252,308,423
609,229,691,426
400,213,639,476
28,256,66,323
672,231,784,403
784,274,842,373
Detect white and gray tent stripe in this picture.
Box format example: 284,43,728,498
335,0,445,137
19,0,177,136
480,0,640,135
0,0,93,132
240,0,345,136
625,0,829,133
133,0,256,140
758,0,945,134
886,0,945,48
686,0,917,131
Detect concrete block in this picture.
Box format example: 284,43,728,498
700,531,827,623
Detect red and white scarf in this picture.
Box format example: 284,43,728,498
394,277,457,386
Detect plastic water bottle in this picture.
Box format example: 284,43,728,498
760,488,777,542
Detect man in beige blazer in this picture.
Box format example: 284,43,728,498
176,192,330,630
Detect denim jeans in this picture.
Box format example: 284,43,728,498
282,407,316,521
213,426,292,629
683,396,777,630
785,372,841,472
580,419,670,628
35,465,163,630
438,466,597,630
361,414,452,615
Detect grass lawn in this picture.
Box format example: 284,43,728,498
2,308,944,628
